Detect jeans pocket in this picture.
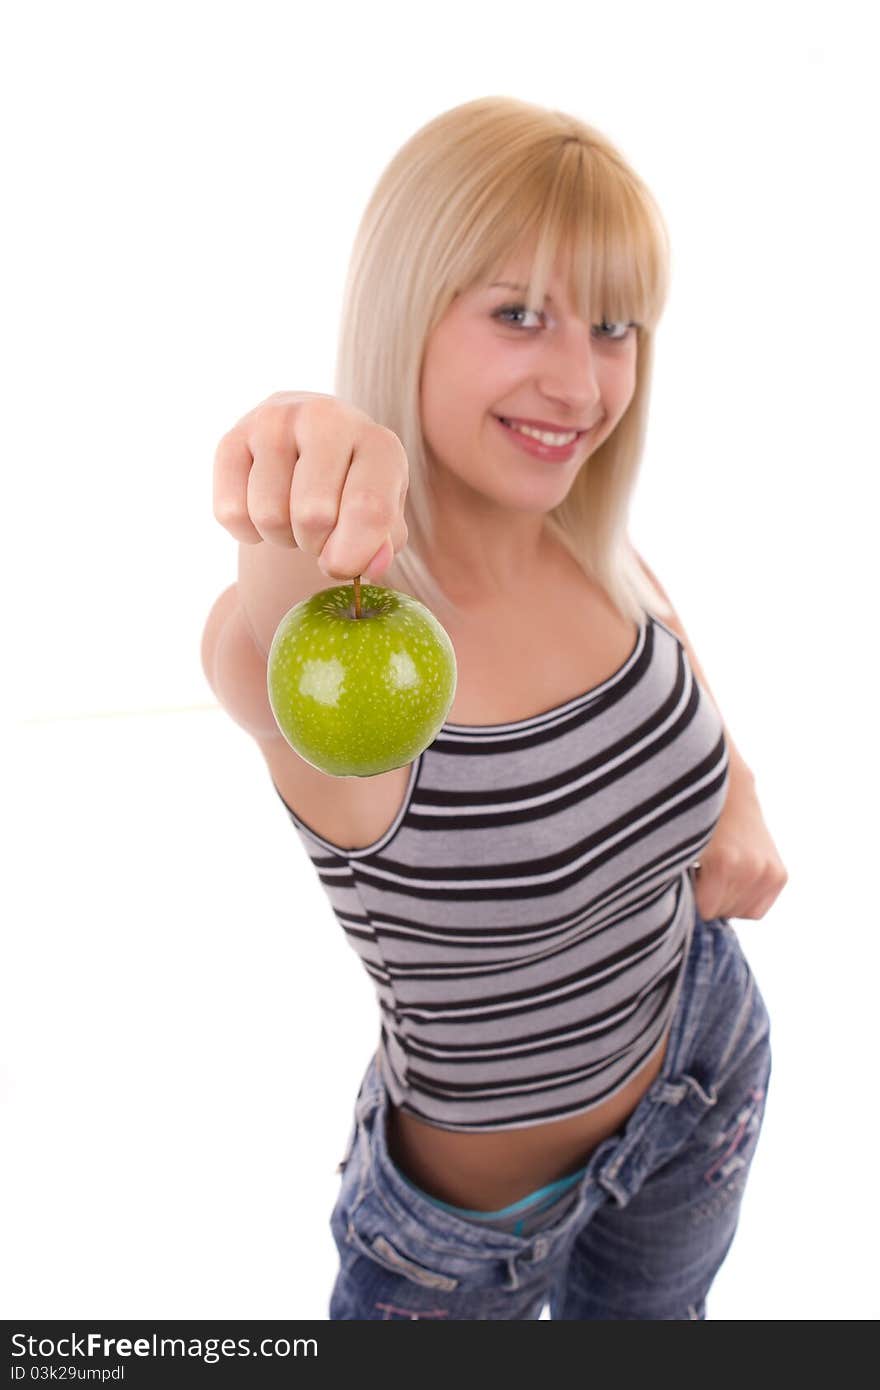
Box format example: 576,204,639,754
342,1216,461,1291
699,1078,768,1190
342,1161,521,1294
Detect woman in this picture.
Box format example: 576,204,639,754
204,95,787,1319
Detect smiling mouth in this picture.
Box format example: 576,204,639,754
496,417,586,443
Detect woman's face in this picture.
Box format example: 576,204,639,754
419,248,639,517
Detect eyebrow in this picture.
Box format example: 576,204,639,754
489,281,555,302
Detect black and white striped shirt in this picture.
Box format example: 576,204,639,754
273,612,729,1131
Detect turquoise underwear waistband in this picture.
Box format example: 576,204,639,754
396,1162,589,1238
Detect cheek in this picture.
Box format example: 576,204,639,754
419,388,474,467
421,347,476,432
607,359,638,418
422,368,487,448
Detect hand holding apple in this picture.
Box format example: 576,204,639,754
212,391,409,586
214,391,445,773
267,577,457,777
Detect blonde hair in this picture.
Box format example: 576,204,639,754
333,94,674,626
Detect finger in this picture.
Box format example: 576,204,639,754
364,536,394,583
364,512,410,582
246,409,298,547
288,402,369,561
213,430,263,544
318,429,402,580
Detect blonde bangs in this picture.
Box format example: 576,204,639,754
479,140,670,334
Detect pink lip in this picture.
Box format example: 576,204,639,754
495,415,588,462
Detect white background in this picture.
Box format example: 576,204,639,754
5,0,878,1320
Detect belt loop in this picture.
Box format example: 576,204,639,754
532,1236,550,1262
597,1161,630,1208
502,1254,521,1291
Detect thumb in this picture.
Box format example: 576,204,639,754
364,536,393,583
693,863,721,922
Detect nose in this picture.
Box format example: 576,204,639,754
536,322,604,418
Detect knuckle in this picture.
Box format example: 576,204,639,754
299,395,341,432
373,422,407,464
295,497,338,533
249,497,292,532
347,489,394,524
369,419,399,444
213,496,242,529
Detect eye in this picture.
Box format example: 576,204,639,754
493,303,544,329
494,304,638,340
593,319,637,341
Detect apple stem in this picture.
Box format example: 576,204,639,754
354,575,362,618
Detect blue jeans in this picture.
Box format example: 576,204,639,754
328,905,771,1319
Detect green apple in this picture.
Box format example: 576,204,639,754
267,582,457,777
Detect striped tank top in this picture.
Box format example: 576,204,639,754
272,611,730,1132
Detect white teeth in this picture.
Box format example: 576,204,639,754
503,419,579,446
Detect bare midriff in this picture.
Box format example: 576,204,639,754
385,1021,671,1211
